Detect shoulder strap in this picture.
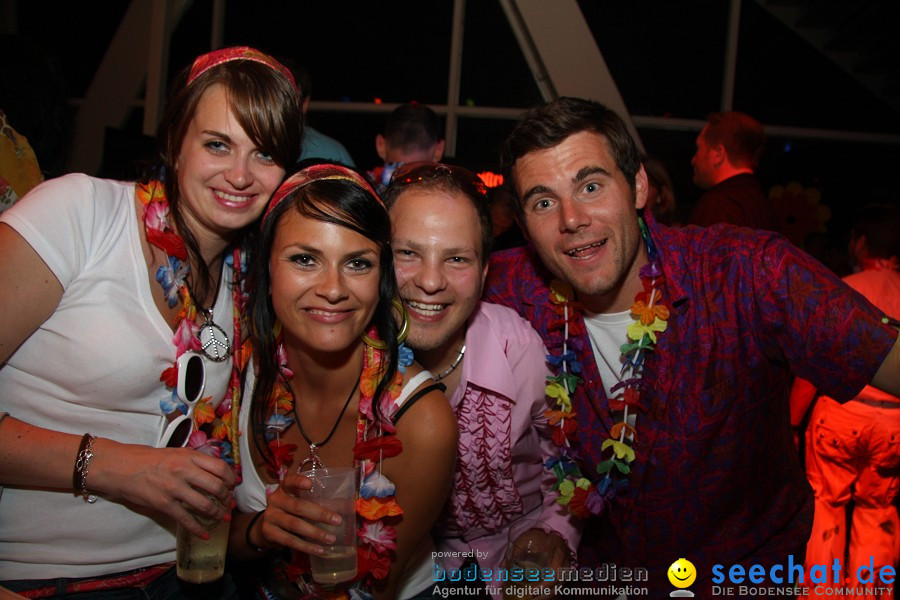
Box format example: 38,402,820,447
393,382,446,424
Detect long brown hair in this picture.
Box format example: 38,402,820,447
155,59,303,302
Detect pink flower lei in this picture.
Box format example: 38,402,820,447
137,180,248,472
545,217,669,517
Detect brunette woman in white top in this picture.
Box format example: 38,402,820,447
0,47,301,597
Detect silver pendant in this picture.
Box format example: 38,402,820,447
298,443,325,475
197,309,230,362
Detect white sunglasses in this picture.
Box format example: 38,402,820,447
157,352,206,448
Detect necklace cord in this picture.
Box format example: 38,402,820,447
290,376,361,449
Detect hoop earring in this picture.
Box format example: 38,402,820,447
362,298,410,349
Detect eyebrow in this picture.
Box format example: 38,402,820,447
284,243,377,259
395,239,477,256
201,129,232,142
573,165,612,182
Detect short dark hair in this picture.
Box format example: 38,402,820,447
292,64,312,103
501,97,642,214
851,203,900,259
702,111,765,169
382,162,493,263
384,103,443,153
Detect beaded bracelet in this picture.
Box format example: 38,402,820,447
73,433,98,504
245,510,267,554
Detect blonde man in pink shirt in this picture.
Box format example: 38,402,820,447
384,162,580,596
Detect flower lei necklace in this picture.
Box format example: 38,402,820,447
265,325,412,595
138,180,248,470
545,217,669,517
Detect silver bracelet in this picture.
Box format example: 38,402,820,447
74,433,98,503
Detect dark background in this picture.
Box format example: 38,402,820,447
7,0,900,254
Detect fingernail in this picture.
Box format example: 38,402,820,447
325,533,336,544
314,545,325,555
201,532,210,541
331,514,342,526
223,512,232,523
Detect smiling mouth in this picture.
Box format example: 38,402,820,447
306,308,348,315
566,239,607,257
405,300,448,316
672,573,691,581
214,190,254,204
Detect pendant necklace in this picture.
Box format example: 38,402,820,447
292,376,360,474
184,274,231,362
434,345,466,381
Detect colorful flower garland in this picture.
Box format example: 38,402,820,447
545,217,669,517
266,326,412,597
138,180,247,472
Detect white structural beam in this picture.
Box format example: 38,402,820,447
68,0,190,175
498,0,643,151
722,0,741,110
445,0,467,157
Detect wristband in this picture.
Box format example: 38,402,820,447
245,510,267,553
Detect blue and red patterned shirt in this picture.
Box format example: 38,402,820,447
484,215,897,596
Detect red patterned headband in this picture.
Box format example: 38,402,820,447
187,46,298,95
263,164,383,223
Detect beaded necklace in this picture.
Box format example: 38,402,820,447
545,216,669,516
138,180,247,470
265,326,407,591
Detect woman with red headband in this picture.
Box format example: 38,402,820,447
229,163,457,599
0,47,302,597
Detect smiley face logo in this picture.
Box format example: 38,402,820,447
668,558,697,588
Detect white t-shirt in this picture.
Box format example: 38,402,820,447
0,174,235,579
236,368,435,599
583,310,638,433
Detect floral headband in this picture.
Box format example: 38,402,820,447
263,164,383,224
187,46,299,95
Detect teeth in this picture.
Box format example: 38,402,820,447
407,300,446,315
567,240,606,257
218,191,251,203
307,309,342,316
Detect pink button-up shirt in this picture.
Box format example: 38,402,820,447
433,302,581,573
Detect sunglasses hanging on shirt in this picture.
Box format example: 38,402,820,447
157,352,206,448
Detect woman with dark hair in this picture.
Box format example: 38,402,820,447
0,47,302,596
231,163,458,600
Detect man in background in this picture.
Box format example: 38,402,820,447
688,110,779,231
791,203,900,598
368,103,444,194
293,64,355,167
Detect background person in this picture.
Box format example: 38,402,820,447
0,46,302,597
384,162,580,595
292,63,356,167
485,96,900,597
368,103,444,194
688,110,780,231
642,155,678,226
790,203,900,597
231,164,457,600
